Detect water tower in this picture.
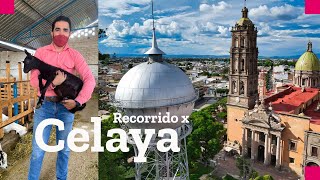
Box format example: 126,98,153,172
114,1,197,179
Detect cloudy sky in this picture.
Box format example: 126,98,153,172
98,0,320,57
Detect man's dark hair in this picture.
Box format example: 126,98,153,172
51,16,72,32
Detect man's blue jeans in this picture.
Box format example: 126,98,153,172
28,99,75,180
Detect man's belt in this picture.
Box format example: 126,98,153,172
42,96,60,102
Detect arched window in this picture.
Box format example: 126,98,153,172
235,38,239,48
240,81,244,95
234,58,238,73
241,59,245,71
232,81,237,93
302,79,306,86
240,37,244,48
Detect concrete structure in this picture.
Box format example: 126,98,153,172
114,2,196,179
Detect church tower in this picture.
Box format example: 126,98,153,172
226,5,259,145
228,6,258,109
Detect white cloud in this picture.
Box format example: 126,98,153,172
100,38,128,48
249,4,302,22
129,18,182,37
154,6,191,14
200,1,232,12
217,26,229,37
129,21,151,36
300,24,310,28
106,20,130,38
257,22,272,36
99,0,150,18
249,5,269,17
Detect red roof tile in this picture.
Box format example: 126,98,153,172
264,86,319,119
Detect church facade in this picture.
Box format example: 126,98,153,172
226,6,320,177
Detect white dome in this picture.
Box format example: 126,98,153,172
115,61,197,109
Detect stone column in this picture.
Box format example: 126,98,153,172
298,77,301,86
242,128,247,156
264,133,269,165
251,130,256,160
276,136,281,168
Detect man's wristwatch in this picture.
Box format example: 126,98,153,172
75,100,81,108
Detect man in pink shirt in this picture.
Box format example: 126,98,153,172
28,16,96,180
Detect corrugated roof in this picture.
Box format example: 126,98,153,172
0,0,97,51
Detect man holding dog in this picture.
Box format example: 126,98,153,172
28,16,96,180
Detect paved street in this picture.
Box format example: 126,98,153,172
212,151,301,180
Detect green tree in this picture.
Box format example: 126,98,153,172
264,59,273,67
251,175,274,180
222,174,238,180
187,99,227,167
99,114,135,179
236,156,251,178
99,51,110,64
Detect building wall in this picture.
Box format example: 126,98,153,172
279,114,311,176
68,29,98,82
227,105,247,145
303,131,320,168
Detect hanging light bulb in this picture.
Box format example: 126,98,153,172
85,29,88,32
92,32,95,36
85,33,88,37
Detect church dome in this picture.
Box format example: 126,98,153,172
237,18,253,26
295,42,320,71
237,7,253,26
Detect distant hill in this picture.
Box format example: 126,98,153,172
115,54,303,59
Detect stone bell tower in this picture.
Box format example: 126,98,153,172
228,6,258,110
226,6,259,145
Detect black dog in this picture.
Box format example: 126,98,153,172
23,50,86,113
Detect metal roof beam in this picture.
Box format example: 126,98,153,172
12,0,78,42
21,0,50,24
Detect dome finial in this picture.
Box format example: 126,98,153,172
144,0,165,57
242,0,248,18
307,40,312,52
